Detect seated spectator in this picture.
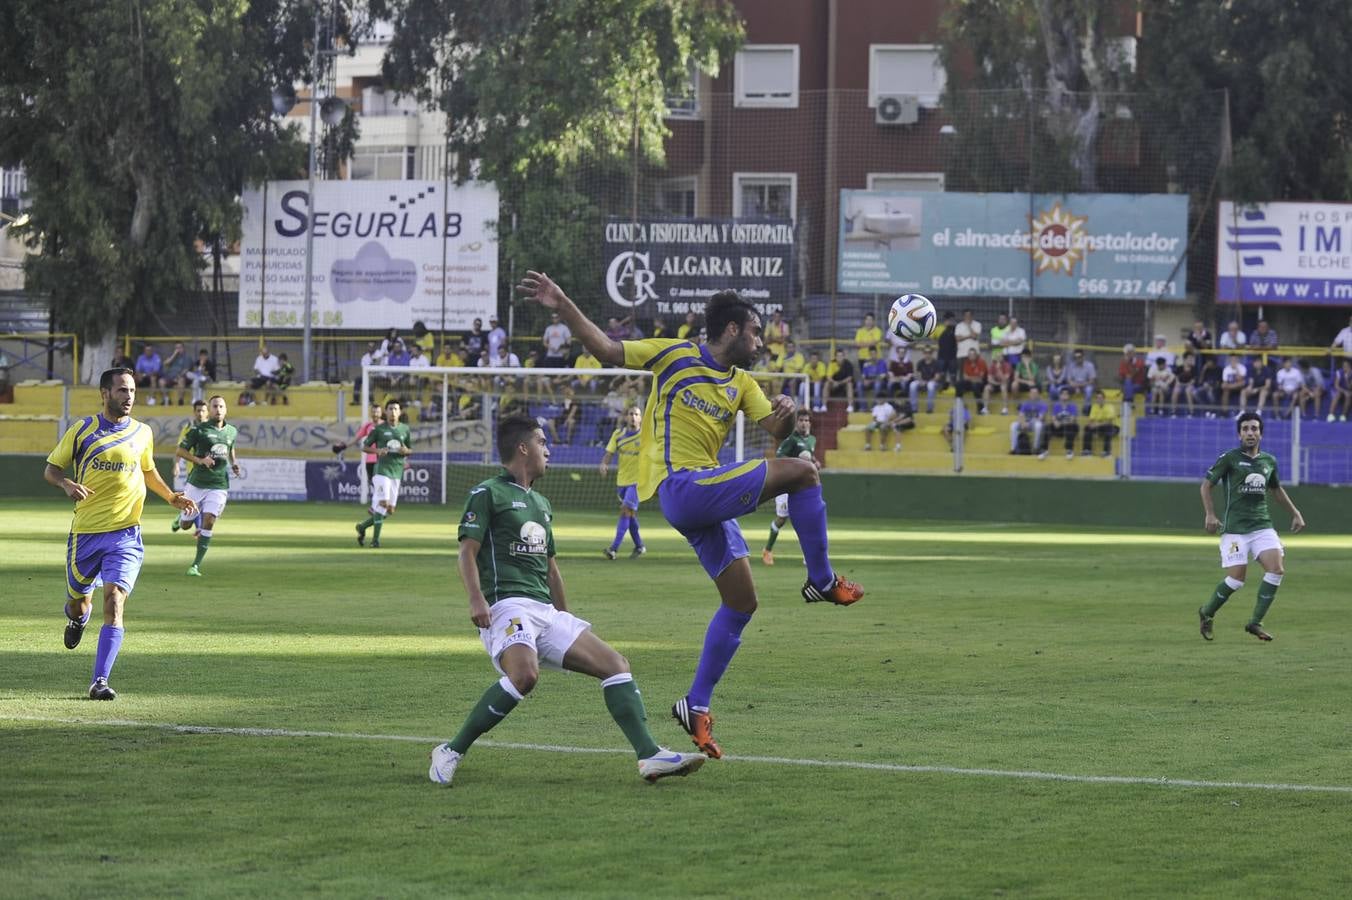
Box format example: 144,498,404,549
487,315,507,356
250,344,281,392
676,310,699,340
1329,358,1352,422
909,347,940,413
885,351,914,401
411,319,435,357
385,339,411,388
1186,320,1213,353
1065,349,1098,410
858,355,888,407
1249,319,1279,353
778,339,806,397
1239,358,1273,414
542,311,572,366
988,313,1009,362
765,309,791,361
1047,387,1080,459
158,342,191,406
572,348,603,392
1083,389,1120,457
188,349,216,403
863,398,915,452
111,351,136,371
825,348,856,410
134,344,163,398
1001,316,1028,369
556,385,582,444
435,341,463,369
1117,344,1147,404
1297,359,1325,418
1012,353,1040,398
1272,357,1304,416
1221,354,1248,411
1217,320,1247,352
1196,352,1221,413
1009,386,1047,455
957,348,989,413
982,352,1013,415
855,313,883,367
463,319,486,360
267,352,295,405
604,316,631,343
1147,335,1175,370
651,317,668,339
805,350,828,412
1329,313,1352,358
1044,352,1068,399
1147,356,1177,416
407,344,431,403
1170,352,1201,417
598,384,626,444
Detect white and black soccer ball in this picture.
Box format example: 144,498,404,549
888,293,937,342
386,438,402,451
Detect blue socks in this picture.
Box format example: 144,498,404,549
610,515,629,552
688,605,753,709
93,625,123,682
787,483,833,590
627,516,642,548
64,603,91,626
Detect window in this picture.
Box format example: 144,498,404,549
664,62,700,119
348,145,414,180
734,45,799,108
869,45,945,108
655,176,697,217
867,172,945,192
733,173,796,220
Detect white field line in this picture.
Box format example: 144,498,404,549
5,713,1352,796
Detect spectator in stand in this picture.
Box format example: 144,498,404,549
954,309,982,362
1329,313,1352,358
1012,352,1040,398
1065,348,1098,410
572,347,603,392
1083,389,1119,457
1272,357,1304,416
604,316,630,343
765,309,790,361
863,397,914,452
936,310,958,385
778,338,806,379
556,385,581,444
1218,320,1247,352
158,342,191,406
982,351,1013,415
435,341,463,368
542,311,572,367
957,348,989,413
1170,352,1201,417
269,352,295,406
110,350,136,370
487,315,507,357
134,344,163,398
885,349,914,401
1118,343,1147,405
1187,319,1213,353
1147,356,1177,416
1328,358,1352,422
941,401,972,456
411,320,436,357
354,340,382,401
858,354,888,407
676,310,698,340
1044,352,1068,399
1221,354,1248,411
651,317,668,339
805,350,828,412
188,349,216,404
855,313,884,366
379,327,401,358
488,343,521,369
1047,387,1080,459
1250,319,1279,353
1297,360,1325,419
1239,356,1273,414
1196,352,1221,413
826,347,856,410
250,344,281,392
407,344,431,405
385,338,411,389
910,347,941,413
1009,386,1047,456
988,313,1009,361
1148,334,1175,370
464,318,486,360
1001,315,1027,369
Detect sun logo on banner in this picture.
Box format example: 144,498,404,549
1028,202,1089,275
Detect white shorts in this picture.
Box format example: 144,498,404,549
774,493,789,518
478,597,591,676
1219,529,1284,568
183,483,228,518
370,474,401,513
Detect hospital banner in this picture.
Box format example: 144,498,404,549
239,179,500,330
837,191,1188,300
1217,201,1352,305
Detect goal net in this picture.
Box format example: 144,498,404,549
360,364,809,510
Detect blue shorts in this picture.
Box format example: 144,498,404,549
658,459,769,579
66,527,144,600
616,484,640,511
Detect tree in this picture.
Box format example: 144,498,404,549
0,0,315,380
370,0,743,324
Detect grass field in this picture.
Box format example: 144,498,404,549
3,498,1352,898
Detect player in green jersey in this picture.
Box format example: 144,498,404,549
356,399,412,548
170,399,209,534
175,395,240,577
599,405,647,560
1198,412,1306,641
429,414,705,786
762,409,818,566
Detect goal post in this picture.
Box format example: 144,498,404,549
359,364,809,510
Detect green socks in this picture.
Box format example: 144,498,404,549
448,677,522,754
1202,576,1243,618
603,674,661,759
765,521,781,551
1250,573,1282,626
193,531,212,567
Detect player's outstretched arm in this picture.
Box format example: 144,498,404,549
547,557,569,614
516,271,624,367
1271,485,1306,533
757,394,796,441
458,538,492,628
145,464,197,515
44,463,93,501
1199,479,1220,533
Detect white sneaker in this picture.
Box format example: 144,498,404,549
429,742,462,785
1328,414,1335,422
638,748,706,783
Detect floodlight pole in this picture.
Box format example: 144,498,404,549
301,10,320,385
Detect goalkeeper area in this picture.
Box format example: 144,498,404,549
358,363,809,504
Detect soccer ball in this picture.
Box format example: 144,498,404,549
888,294,937,342
386,439,402,451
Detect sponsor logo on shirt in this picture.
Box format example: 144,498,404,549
88,459,136,473
1241,472,1268,494
680,389,733,422
509,521,549,556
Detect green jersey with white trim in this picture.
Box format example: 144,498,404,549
777,433,816,461
181,421,237,490
1205,447,1280,534
363,422,413,479
457,472,556,605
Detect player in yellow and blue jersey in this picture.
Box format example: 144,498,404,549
44,367,197,700
599,404,646,560
518,271,864,760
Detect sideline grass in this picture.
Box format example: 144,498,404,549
3,500,1351,897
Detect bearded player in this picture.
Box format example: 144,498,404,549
518,271,862,760
599,405,646,560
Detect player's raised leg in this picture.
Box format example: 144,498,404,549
758,456,863,605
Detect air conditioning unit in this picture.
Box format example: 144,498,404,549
875,94,919,126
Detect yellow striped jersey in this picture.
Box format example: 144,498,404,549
604,426,643,487
47,414,156,534
622,339,773,501
177,423,196,475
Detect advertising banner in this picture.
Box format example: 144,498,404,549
1217,201,1352,305
239,179,500,330
602,218,795,318
305,457,443,505
230,457,308,501
837,191,1188,300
